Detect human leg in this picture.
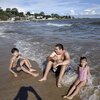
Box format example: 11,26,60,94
63,79,80,98
21,66,39,77
67,81,86,99
39,61,53,81
20,59,36,71
57,65,66,88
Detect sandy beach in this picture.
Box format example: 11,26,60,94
0,37,80,100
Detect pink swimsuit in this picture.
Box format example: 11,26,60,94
79,66,88,81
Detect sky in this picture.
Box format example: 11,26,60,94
0,0,100,18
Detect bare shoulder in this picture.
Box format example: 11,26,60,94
64,50,69,54
64,50,70,56
10,56,15,63
11,56,15,61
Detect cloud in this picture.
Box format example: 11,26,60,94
70,10,76,15
68,10,77,15
81,9,96,15
0,0,100,17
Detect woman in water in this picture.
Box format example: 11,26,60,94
63,57,91,99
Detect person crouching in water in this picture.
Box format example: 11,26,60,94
9,48,39,77
39,44,70,88
63,57,91,99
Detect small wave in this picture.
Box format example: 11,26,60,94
80,87,100,100
61,71,78,87
90,21,100,25
47,23,72,27
80,76,100,100
14,40,48,70
0,32,5,36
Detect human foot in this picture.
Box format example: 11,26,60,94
66,96,73,100
38,77,47,82
57,83,62,88
32,73,39,77
63,95,67,99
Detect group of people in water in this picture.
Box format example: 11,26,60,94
9,43,91,99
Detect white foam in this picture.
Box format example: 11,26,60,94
14,40,48,70
89,93,100,100
61,72,78,87
80,76,100,100
0,32,5,36
47,23,72,27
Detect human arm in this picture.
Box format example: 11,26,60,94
47,52,57,61
53,51,70,67
9,58,18,77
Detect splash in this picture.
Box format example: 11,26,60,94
47,23,72,27
14,40,48,70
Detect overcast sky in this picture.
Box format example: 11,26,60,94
0,0,100,18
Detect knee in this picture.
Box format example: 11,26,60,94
20,60,25,66
22,58,28,62
73,85,76,89
23,59,27,62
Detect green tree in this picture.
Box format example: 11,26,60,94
11,8,18,16
19,12,24,17
0,7,3,12
39,12,45,16
51,13,60,19
26,11,31,15
6,8,11,12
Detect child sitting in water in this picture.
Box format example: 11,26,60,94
63,57,91,99
9,48,39,77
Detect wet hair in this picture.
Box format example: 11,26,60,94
55,44,64,50
80,56,87,62
11,48,19,53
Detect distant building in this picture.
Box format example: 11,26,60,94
36,16,43,19
25,15,35,20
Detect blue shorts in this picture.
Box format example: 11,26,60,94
52,65,71,73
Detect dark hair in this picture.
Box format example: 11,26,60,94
11,48,19,53
55,44,64,50
80,56,87,62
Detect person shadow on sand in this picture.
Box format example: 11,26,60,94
14,86,42,100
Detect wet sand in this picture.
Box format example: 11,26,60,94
0,38,80,100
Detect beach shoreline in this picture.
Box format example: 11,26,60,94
0,37,80,100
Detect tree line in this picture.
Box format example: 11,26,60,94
0,7,74,21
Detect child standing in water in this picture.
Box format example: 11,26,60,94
63,57,91,99
9,48,39,77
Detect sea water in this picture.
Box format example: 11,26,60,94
0,19,100,100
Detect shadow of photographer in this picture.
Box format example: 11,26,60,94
14,86,42,100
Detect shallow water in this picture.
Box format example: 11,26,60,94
0,19,100,100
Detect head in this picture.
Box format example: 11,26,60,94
54,44,64,54
11,48,19,56
80,57,87,66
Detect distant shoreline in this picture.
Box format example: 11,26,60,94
0,19,74,23
0,18,100,23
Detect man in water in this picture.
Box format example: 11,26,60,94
39,44,70,88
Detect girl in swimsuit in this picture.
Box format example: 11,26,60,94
63,57,91,99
